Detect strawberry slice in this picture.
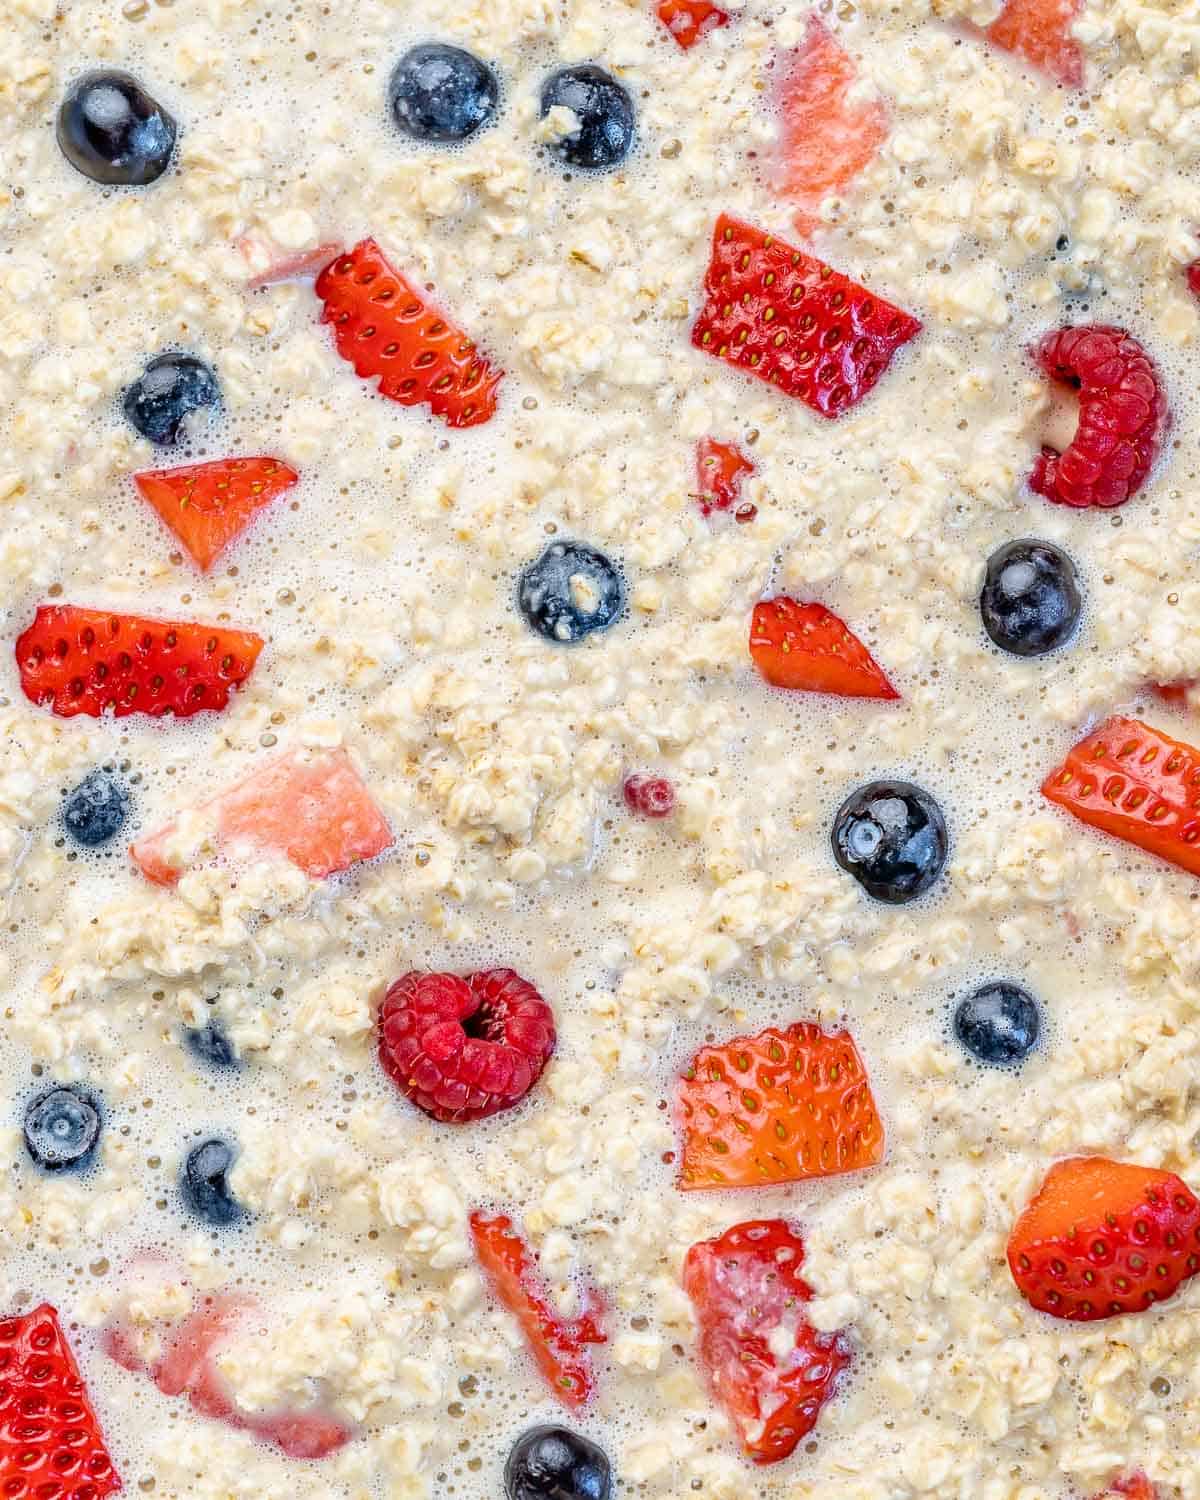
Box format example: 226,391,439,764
986,0,1084,86
134,456,299,571
16,604,263,720
130,745,392,886
677,1021,885,1189
316,239,502,429
469,1211,606,1409
656,0,729,48
1042,716,1200,878
1188,262,1200,299
750,597,898,698
0,1302,121,1497
1104,1477,1158,1500
696,437,755,516
771,17,889,234
683,1220,852,1463
1007,1156,1200,1320
692,214,921,417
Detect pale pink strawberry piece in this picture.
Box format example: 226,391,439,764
986,0,1084,86
130,746,392,886
771,17,888,234
240,238,342,289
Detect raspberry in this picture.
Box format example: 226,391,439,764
623,774,676,818
1029,324,1168,509
377,969,556,1122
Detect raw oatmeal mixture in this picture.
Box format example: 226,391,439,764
3,0,1200,1496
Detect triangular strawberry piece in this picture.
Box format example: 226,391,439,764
656,0,729,48
134,456,299,570
695,437,755,515
986,0,1084,86
771,17,888,233
750,597,899,698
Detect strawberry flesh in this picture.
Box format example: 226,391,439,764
772,17,888,234
683,1219,851,1464
656,0,729,48
692,214,921,417
470,1211,606,1409
16,604,263,720
0,1303,121,1497
134,456,299,570
1008,1156,1200,1320
695,437,754,516
1029,325,1167,509
1042,716,1200,878
987,0,1084,86
678,1021,885,1189
750,597,898,698
316,239,502,428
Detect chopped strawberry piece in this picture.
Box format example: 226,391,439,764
1029,325,1167,509
987,0,1084,86
656,0,729,48
130,746,392,886
750,597,898,698
692,214,921,417
683,1220,851,1463
678,1021,885,1189
1188,262,1200,299
0,1303,121,1497
1106,1476,1158,1500
469,1211,606,1409
243,239,341,289
316,239,502,428
1008,1156,1200,1320
134,456,299,570
16,604,263,720
771,17,888,233
1041,716,1200,878
695,437,754,516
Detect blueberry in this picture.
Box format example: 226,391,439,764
23,1086,101,1172
980,539,1082,658
184,1023,237,1069
57,70,176,187
832,780,948,904
62,769,130,848
123,353,219,447
389,43,499,144
539,66,635,171
181,1138,244,1226
517,541,624,644
505,1426,611,1500
954,981,1041,1067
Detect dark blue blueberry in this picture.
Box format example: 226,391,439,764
123,353,219,447
57,70,176,187
505,1426,611,1500
539,66,635,171
389,43,499,144
981,540,1082,658
62,768,130,848
184,1023,237,1069
832,780,948,904
181,1138,244,1226
518,541,624,644
23,1086,101,1172
954,981,1041,1067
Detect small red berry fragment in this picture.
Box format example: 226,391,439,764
623,773,676,818
695,437,755,516
1102,1476,1158,1500
0,1303,121,1497
1007,1156,1200,1320
683,1219,851,1463
692,214,921,418
316,238,502,428
378,969,556,1122
1029,325,1168,509
772,17,889,234
134,456,299,571
1188,262,1200,299
986,0,1084,86
656,0,729,48
750,597,898,698
16,604,263,720
470,1211,606,1408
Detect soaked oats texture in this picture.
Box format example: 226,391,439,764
3,0,1200,1494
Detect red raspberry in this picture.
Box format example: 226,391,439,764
1029,324,1168,509
623,774,676,819
377,969,556,1122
